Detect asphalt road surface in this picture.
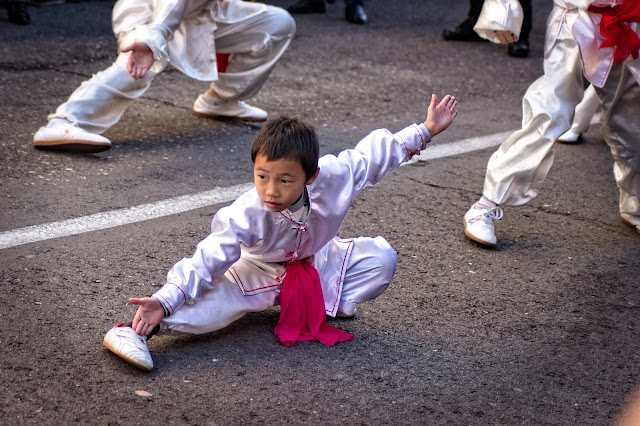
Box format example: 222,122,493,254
1,1,640,425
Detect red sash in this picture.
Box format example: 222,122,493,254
216,53,230,73
274,260,354,347
589,0,640,64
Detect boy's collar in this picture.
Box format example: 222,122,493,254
288,187,309,213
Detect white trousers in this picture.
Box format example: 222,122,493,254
482,6,640,219
49,4,295,134
561,84,601,137
160,236,397,335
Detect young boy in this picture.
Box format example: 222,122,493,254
103,94,458,371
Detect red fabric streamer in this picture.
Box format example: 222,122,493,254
216,53,230,73
274,260,354,347
589,0,640,64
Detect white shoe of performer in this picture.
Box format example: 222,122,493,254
621,213,640,234
463,204,504,247
193,94,268,122
103,324,154,371
33,122,111,153
557,128,582,144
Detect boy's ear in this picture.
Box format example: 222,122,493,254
306,167,320,185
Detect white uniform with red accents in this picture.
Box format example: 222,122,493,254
153,123,431,335
48,0,295,134
471,0,640,223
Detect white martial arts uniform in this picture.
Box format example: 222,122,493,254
49,0,295,134
152,123,431,335
474,0,640,222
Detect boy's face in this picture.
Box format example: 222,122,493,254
254,154,318,212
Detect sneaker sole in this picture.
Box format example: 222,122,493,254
193,110,267,122
463,218,497,248
34,139,111,153
103,339,153,372
556,136,582,144
621,216,640,234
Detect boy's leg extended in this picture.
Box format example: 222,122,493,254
333,236,397,317
160,275,279,335
209,4,296,101
595,63,640,231
162,234,398,332
104,269,279,370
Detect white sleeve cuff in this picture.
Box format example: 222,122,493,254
152,282,188,316
474,0,524,43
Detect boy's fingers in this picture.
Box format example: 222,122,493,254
430,93,438,107
120,43,135,53
441,95,456,109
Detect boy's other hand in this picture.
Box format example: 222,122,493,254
424,94,458,137
121,42,154,80
129,297,164,336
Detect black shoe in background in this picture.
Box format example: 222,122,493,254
442,19,484,41
507,39,530,58
345,3,366,24
288,0,326,14
7,2,30,25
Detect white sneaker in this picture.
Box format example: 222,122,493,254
621,213,640,234
33,122,111,153
193,94,267,122
557,128,582,144
463,204,503,247
103,325,154,371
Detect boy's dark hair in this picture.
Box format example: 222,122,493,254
251,116,319,180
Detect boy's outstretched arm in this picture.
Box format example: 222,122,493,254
129,297,165,336
424,94,458,137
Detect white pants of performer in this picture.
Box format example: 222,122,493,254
482,5,640,221
567,84,600,137
49,5,295,134
160,236,397,335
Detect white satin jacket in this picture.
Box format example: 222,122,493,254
153,123,431,316
474,0,640,87
111,0,266,80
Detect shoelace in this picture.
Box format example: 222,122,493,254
469,206,503,224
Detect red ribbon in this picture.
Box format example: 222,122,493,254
274,260,354,347
216,53,230,73
589,0,640,64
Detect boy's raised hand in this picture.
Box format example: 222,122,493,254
129,297,165,336
121,42,154,80
424,94,458,137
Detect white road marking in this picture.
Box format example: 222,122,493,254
0,131,511,250
0,183,254,250
407,130,512,163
